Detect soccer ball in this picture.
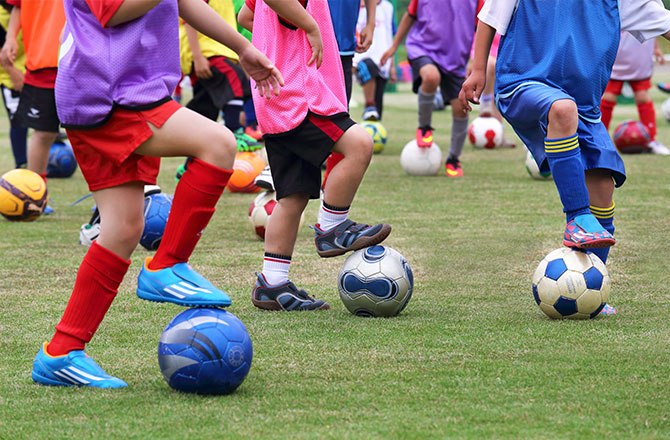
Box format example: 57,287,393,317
338,245,414,317
0,168,48,221
468,116,503,149
46,141,78,178
524,150,552,180
400,139,442,176
140,189,173,250
661,98,670,122
158,308,253,395
360,121,388,154
227,152,266,193
248,191,304,240
613,120,650,154
532,248,610,319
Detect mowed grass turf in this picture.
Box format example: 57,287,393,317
1,71,669,439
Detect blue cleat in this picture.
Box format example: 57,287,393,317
43,204,54,215
600,303,617,315
312,219,391,258
136,257,231,307
563,214,615,249
32,342,127,388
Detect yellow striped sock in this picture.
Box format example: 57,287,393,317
590,203,615,219
545,134,579,154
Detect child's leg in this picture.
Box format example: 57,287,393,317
373,76,388,121
600,91,618,131
362,77,379,120
28,130,58,177
585,169,615,264
223,100,243,132
10,124,27,168
634,89,656,139
416,64,441,147
447,97,469,162
135,108,235,269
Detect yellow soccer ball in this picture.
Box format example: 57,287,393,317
0,169,48,221
361,121,388,154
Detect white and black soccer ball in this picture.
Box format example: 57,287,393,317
532,248,610,319
338,245,413,317
400,139,442,176
524,150,552,180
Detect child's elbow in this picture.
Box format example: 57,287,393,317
238,6,254,32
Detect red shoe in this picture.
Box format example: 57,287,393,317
445,158,463,178
416,126,434,148
244,125,263,141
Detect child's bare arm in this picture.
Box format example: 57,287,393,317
180,0,283,96
0,6,21,67
263,0,323,67
106,0,162,27
380,11,415,66
238,3,254,32
184,24,213,79
357,0,376,53
459,21,496,111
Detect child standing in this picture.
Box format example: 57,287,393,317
381,0,478,178
239,0,391,311
0,0,64,212
353,0,396,122
31,0,282,388
461,0,670,315
600,32,669,155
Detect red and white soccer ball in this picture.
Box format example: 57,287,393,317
248,191,304,240
612,120,651,154
468,116,504,149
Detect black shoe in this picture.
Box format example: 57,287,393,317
251,273,329,311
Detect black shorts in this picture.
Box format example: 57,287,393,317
14,83,60,132
186,57,251,121
264,112,355,200
1,84,20,120
409,56,465,105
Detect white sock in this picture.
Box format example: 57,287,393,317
262,253,291,286
318,200,349,231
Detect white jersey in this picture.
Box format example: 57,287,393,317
611,32,655,81
353,0,395,78
479,0,670,42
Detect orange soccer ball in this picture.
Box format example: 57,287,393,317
227,152,266,193
0,169,48,221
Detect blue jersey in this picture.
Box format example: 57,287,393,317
495,0,621,123
328,0,361,55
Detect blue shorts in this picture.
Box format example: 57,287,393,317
496,83,626,187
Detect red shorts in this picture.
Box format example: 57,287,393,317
66,100,182,191
605,78,651,95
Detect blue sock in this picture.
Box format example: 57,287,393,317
10,125,27,168
588,204,615,264
544,134,590,222
223,103,242,132
243,99,257,128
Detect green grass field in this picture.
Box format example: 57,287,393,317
1,71,670,439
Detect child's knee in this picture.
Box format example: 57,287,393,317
548,100,578,129
202,127,237,168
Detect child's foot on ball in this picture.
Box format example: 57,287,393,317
32,342,127,388
312,219,391,258
600,303,617,315
252,273,329,311
563,214,616,249
136,257,231,307
416,126,434,148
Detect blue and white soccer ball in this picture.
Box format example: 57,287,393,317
46,141,78,178
158,308,253,395
532,248,611,319
140,189,172,251
338,245,413,317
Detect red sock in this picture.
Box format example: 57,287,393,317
600,99,616,130
39,173,47,183
323,153,344,190
149,158,232,270
48,242,131,356
637,101,656,139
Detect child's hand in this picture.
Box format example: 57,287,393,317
239,45,284,98
459,70,486,113
305,25,323,68
0,38,17,69
356,22,374,53
193,54,213,79
380,46,395,68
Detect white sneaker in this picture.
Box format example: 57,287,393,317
648,140,670,155
362,106,379,121
254,165,274,191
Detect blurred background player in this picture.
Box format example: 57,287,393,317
600,32,669,155
0,0,64,213
381,0,478,178
31,0,283,388
463,0,670,316
320,0,375,190
353,0,396,122
239,0,391,312
233,0,262,141
0,0,26,169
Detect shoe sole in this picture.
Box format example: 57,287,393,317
251,296,330,311
32,371,75,387
563,238,616,249
255,181,274,191
136,289,231,308
317,224,392,258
